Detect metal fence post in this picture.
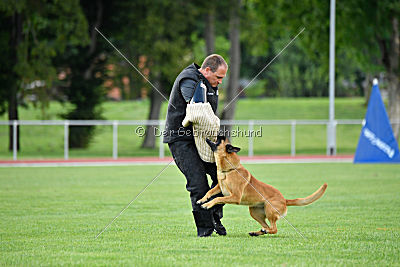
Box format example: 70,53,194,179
113,120,118,159
64,121,69,160
291,121,296,156
248,120,254,157
13,120,17,160
326,120,337,155
159,121,164,159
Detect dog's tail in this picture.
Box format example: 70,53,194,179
286,183,327,206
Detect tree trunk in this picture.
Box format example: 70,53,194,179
205,5,215,55
83,0,103,80
68,0,104,148
362,73,372,106
221,0,241,134
141,75,163,148
8,83,20,151
387,73,400,140
387,17,400,140
8,11,22,151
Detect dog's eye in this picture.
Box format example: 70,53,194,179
226,144,241,153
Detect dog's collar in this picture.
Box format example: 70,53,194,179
219,169,235,174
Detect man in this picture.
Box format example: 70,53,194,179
163,54,228,237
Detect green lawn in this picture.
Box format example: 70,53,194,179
1,163,399,265
0,98,370,159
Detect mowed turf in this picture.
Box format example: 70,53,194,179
1,163,399,266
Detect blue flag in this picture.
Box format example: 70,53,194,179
354,79,400,163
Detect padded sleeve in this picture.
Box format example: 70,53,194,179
180,78,197,102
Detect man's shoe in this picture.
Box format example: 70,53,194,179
212,215,227,236
193,210,215,237
198,228,214,237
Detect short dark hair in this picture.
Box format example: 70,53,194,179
201,54,228,72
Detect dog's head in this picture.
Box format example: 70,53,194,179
206,135,241,171
206,135,241,153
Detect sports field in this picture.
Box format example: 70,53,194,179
1,163,399,265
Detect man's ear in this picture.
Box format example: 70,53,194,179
226,144,241,153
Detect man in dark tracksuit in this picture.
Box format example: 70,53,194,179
163,54,228,237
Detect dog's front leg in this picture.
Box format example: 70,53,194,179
201,195,240,209
197,184,222,204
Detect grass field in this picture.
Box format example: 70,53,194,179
1,163,399,265
0,98,370,159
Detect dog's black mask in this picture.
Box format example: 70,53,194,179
206,136,241,154
206,135,226,151
206,138,219,152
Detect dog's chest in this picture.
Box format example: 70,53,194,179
217,172,230,196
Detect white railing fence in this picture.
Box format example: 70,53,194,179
1,119,387,160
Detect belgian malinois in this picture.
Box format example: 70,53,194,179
197,136,327,236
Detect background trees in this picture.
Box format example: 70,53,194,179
337,0,400,138
57,0,113,148
0,0,88,150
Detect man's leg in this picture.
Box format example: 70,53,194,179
168,141,214,237
204,162,226,235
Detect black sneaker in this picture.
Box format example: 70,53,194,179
212,215,227,236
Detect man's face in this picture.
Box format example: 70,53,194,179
202,66,228,87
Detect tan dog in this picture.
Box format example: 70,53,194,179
197,136,327,236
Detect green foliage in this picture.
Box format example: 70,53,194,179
267,42,328,97
0,164,399,265
0,0,89,128
192,33,231,67
0,18,13,115
107,0,236,102
337,0,399,72
109,0,200,96
241,0,387,97
58,1,115,148
1,0,88,90
243,79,268,98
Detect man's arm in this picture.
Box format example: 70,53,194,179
180,78,197,102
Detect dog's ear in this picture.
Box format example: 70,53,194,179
226,144,241,153
217,135,226,142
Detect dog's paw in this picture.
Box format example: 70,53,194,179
249,229,267,236
248,231,260,237
201,203,211,210
196,199,206,205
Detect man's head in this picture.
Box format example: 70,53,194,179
199,54,228,87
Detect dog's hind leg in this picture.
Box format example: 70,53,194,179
266,217,278,234
265,204,279,234
248,206,271,236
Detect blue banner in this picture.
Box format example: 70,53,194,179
354,80,400,163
